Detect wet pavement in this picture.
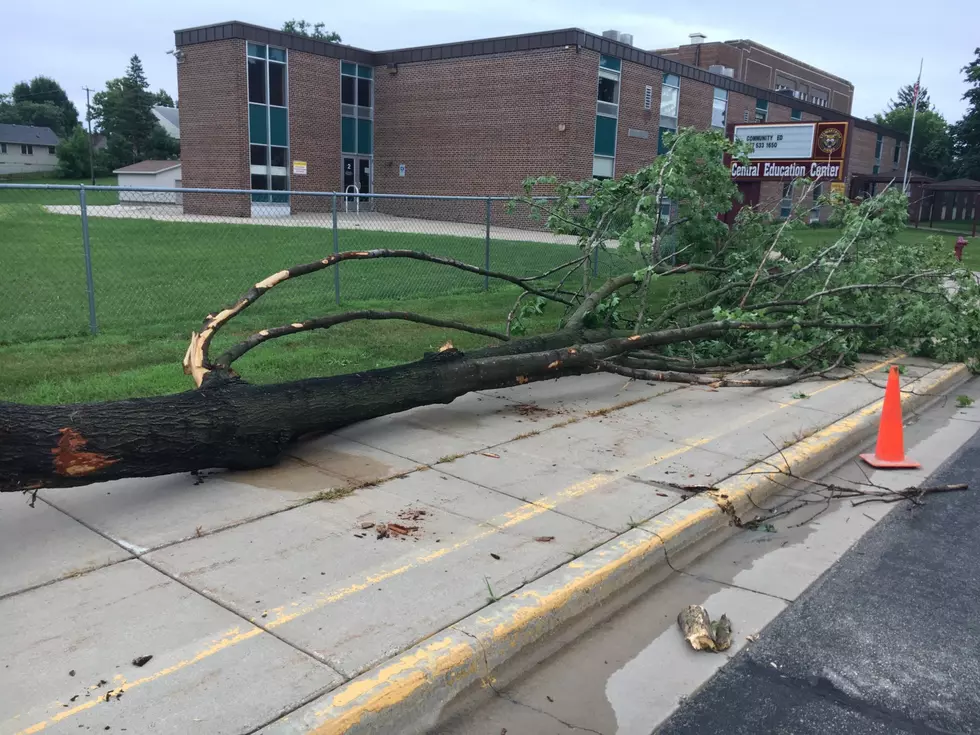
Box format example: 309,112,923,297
434,377,980,735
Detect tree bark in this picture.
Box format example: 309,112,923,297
0,328,611,492
0,319,874,493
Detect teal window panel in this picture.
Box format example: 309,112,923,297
248,103,267,144
873,164,880,174
269,106,288,146
664,73,680,87
594,115,617,157
791,109,802,121
357,119,372,154
342,116,356,153
357,65,373,79
342,61,357,76
658,127,674,155
268,47,286,62
247,43,266,58
599,55,622,72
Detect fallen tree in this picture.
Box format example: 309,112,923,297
2,131,978,493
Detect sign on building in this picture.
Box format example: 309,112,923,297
729,121,848,182
292,160,308,175
735,123,815,159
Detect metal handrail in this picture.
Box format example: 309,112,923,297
344,185,360,214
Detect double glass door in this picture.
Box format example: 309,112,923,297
343,157,371,207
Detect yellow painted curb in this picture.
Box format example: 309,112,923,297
259,362,970,735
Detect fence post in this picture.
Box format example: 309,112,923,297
332,194,340,305
79,186,98,335
484,197,491,291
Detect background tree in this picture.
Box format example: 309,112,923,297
0,76,78,138
889,83,931,112
91,55,177,167
873,105,953,178
55,127,109,178
950,48,980,181
152,89,176,108
281,19,342,42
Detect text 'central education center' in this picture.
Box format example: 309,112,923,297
174,22,908,222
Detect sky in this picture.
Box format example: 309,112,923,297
1,0,975,124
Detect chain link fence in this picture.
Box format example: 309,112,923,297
0,184,639,347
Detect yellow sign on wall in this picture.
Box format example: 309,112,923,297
830,181,845,195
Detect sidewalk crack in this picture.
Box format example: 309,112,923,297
496,691,607,734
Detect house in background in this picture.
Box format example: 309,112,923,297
114,160,182,204
151,106,180,139
0,123,60,176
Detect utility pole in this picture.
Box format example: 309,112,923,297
83,86,96,185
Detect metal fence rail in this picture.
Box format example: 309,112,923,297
0,184,616,345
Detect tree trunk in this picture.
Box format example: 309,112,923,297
0,330,601,492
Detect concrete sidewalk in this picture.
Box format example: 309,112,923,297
0,357,965,734
43,204,585,246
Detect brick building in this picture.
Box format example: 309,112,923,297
655,34,854,115
173,22,906,222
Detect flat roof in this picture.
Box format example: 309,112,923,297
173,21,904,141
114,160,182,174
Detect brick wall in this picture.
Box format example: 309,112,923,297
657,40,853,115
677,77,713,130
766,101,793,123
728,91,756,125
288,52,342,213
848,127,879,177
615,61,661,175
372,46,595,225
177,39,250,216
728,42,853,115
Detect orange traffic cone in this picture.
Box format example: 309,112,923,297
860,365,920,469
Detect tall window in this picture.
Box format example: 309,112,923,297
593,55,621,178
791,109,802,121
873,133,883,175
754,98,768,123
893,141,902,167
711,88,728,130
248,43,288,203
0,143,5,154
810,182,823,224
21,144,33,155
780,182,793,219
659,73,680,155
341,62,373,157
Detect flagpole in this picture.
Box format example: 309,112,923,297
902,58,923,193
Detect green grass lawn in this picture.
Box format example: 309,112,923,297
0,205,646,403
0,204,964,405
0,177,119,205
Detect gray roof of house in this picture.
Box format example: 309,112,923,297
152,106,179,130
0,123,60,146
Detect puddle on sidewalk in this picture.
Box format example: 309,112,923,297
226,452,392,493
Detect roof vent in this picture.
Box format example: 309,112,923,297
708,64,735,77
618,33,634,46
602,29,621,40
689,33,707,45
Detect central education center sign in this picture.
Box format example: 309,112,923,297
729,121,849,182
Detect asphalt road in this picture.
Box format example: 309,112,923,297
658,425,980,735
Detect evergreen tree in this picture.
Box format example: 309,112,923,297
950,48,980,180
